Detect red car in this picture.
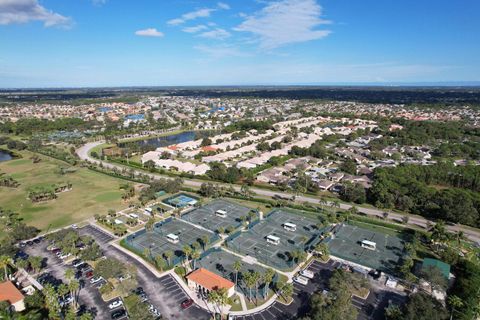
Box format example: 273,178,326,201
181,299,194,309
85,271,94,278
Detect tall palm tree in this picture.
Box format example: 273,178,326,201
207,288,219,319
262,269,275,299
68,279,80,310
0,255,13,280
182,245,192,269
331,200,340,214
201,235,210,252
319,198,328,213
191,250,200,270
233,260,242,289
215,287,229,320
164,250,173,267
282,283,294,302
252,271,260,304
244,272,256,302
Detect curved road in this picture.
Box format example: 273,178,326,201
77,141,480,244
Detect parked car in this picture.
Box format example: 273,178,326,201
110,309,127,319
59,253,71,260
108,299,123,310
293,275,309,285
85,271,94,278
73,260,84,268
300,269,314,279
90,276,103,284
181,299,194,309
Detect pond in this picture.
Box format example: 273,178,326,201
118,130,214,149
0,150,13,162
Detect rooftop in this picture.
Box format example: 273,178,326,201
0,281,24,304
186,268,234,291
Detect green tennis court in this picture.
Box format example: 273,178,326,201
326,224,405,273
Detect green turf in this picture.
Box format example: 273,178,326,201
0,150,131,233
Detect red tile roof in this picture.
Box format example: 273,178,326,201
186,268,234,291
0,281,24,304
202,146,217,152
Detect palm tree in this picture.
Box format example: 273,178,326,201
216,287,229,320
0,255,13,280
68,279,80,310
182,245,192,269
207,288,219,319
330,200,340,214
244,272,256,302
252,271,261,304
191,250,200,270
455,231,466,245
145,217,155,232
262,269,275,299
28,256,43,274
282,283,294,302
448,295,464,320
201,235,210,251
233,260,242,289
319,198,328,213
164,250,173,267
314,243,329,260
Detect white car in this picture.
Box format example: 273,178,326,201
293,275,309,285
73,260,84,268
300,269,314,279
108,299,123,310
59,253,71,260
90,276,103,284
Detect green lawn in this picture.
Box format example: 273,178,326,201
0,151,131,233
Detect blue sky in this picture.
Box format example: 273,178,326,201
0,0,479,87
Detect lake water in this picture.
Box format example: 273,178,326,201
0,150,13,162
118,131,213,149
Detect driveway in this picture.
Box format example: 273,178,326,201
78,225,210,320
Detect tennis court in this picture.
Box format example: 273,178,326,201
196,249,274,299
326,224,405,273
163,193,199,208
181,199,254,232
125,218,216,263
226,208,327,270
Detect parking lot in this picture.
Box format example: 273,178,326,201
23,234,112,319
79,224,210,320
231,259,402,320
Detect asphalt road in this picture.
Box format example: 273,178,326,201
77,141,480,244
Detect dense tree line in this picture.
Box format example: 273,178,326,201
370,120,480,153
369,162,480,226
449,259,480,320
0,118,89,136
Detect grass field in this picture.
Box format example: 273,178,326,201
0,151,130,233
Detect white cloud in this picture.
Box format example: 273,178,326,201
92,0,107,6
167,8,215,25
217,2,230,10
234,0,331,49
194,44,250,58
182,24,208,33
0,0,71,27
199,28,231,40
135,28,164,37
